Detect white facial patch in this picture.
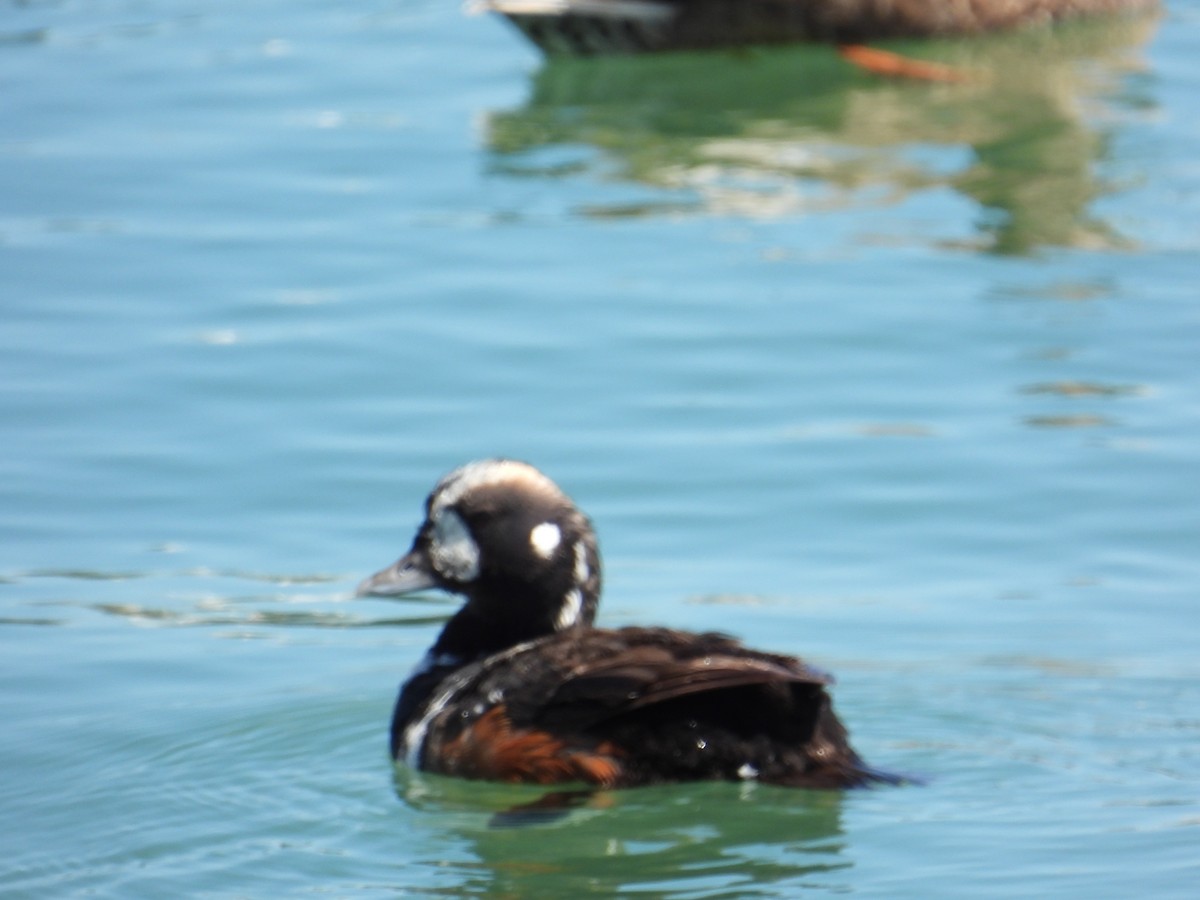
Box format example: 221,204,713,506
529,522,561,559
555,586,583,631
428,509,480,582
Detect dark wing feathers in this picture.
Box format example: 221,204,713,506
559,654,825,707
530,631,832,730
416,626,884,788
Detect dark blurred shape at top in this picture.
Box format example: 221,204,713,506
478,0,1157,58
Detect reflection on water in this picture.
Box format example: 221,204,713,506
1020,380,1144,397
487,15,1157,253
23,567,341,585
90,602,450,631
395,769,849,897
1023,412,1116,428
7,566,453,632
989,276,1154,430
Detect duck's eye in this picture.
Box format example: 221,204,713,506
529,522,562,559
429,509,481,582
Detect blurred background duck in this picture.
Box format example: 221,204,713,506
476,0,1159,58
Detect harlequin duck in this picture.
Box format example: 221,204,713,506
358,459,891,789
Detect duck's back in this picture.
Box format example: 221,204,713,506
399,626,877,789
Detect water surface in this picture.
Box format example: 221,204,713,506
2,1,1198,896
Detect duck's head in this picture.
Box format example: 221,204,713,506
357,459,602,640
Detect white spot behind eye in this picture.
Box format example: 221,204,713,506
429,509,480,581
529,522,561,559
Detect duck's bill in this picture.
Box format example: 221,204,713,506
356,549,438,597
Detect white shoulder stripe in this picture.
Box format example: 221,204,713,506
398,637,546,769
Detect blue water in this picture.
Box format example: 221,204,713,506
3,0,1199,896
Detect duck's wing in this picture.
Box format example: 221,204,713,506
528,628,833,731
414,628,885,789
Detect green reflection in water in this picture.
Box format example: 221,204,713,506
395,767,851,898
487,13,1157,254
